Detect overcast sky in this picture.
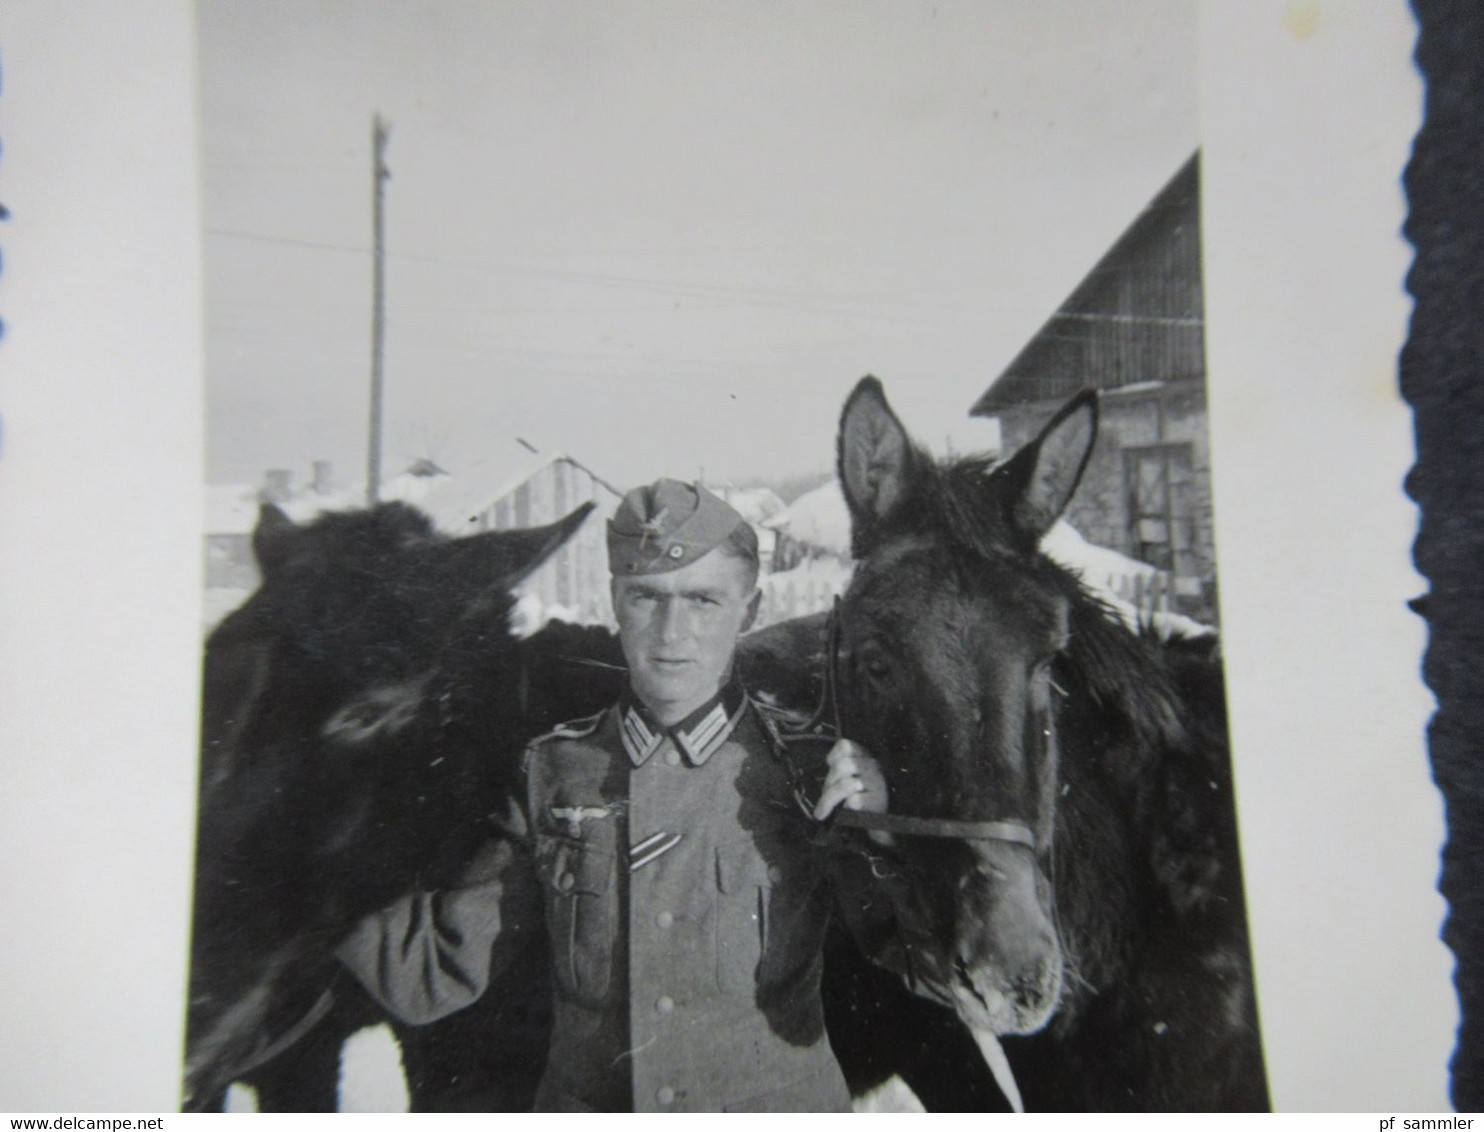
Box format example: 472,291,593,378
198,0,1197,492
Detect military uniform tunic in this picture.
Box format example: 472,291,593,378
337,687,903,1112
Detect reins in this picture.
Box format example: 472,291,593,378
802,597,1040,851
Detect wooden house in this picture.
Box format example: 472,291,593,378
969,152,1218,623
384,444,623,627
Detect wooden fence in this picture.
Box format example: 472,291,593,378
755,561,851,629
1109,569,1174,619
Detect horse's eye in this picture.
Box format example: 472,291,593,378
860,653,892,683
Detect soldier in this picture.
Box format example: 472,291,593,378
336,479,912,1111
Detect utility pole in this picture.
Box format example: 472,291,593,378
367,114,391,505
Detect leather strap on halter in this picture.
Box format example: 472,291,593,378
833,807,1037,849
803,597,1040,850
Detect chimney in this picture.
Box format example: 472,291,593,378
312,460,335,496
261,469,293,503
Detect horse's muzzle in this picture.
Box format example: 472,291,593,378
949,848,1063,1035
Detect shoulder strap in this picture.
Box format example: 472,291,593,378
528,708,606,747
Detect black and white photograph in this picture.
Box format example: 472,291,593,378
0,1,1458,1117
185,2,1264,1112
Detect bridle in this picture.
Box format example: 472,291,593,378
795,597,1043,852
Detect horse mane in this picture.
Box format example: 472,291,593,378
1059,597,1192,755
902,452,1193,756
293,500,439,546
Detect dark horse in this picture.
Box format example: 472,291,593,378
825,376,1269,1110
184,500,626,1110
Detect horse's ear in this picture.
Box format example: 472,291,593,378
838,376,921,550
251,503,299,575
996,390,1099,545
495,501,596,587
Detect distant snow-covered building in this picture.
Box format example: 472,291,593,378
783,480,852,560
703,484,791,572
205,460,358,595
739,475,1204,633
202,446,622,634
388,444,622,628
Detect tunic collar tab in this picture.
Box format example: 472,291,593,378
621,678,747,767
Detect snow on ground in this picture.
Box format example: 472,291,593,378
852,1074,927,1112
232,1035,926,1113
237,1034,925,1113
223,1083,258,1113
339,1025,410,1112
1103,595,1215,640
1040,521,1215,638
218,1025,411,1113
1040,520,1158,593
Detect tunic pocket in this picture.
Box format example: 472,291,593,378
535,836,614,1003
714,835,822,995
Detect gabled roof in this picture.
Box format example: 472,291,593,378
972,152,1203,416
702,484,791,531
380,446,553,530
204,482,362,536
207,443,621,537
786,479,850,556
382,444,621,534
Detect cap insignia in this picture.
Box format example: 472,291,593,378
637,506,670,549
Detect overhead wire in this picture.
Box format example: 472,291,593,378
204,226,1004,320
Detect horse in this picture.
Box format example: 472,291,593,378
184,499,625,1110
826,375,1269,1110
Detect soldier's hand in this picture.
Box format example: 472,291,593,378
814,738,889,820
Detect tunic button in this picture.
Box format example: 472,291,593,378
664,748,681,767
656,995,674,1015
655,910,674,929
766,864,784,884
558,872,575,892
656,1086,676,1105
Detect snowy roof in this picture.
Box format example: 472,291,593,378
972,153,1203,415
704,484,791,531
394,447,623,534
205,484,258,536
381,446,556,532
205,482,362,536
786,479,851,555
206,443,621,537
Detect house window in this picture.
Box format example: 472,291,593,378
1123,443,1195,574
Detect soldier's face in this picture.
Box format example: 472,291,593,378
612,550,760,726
